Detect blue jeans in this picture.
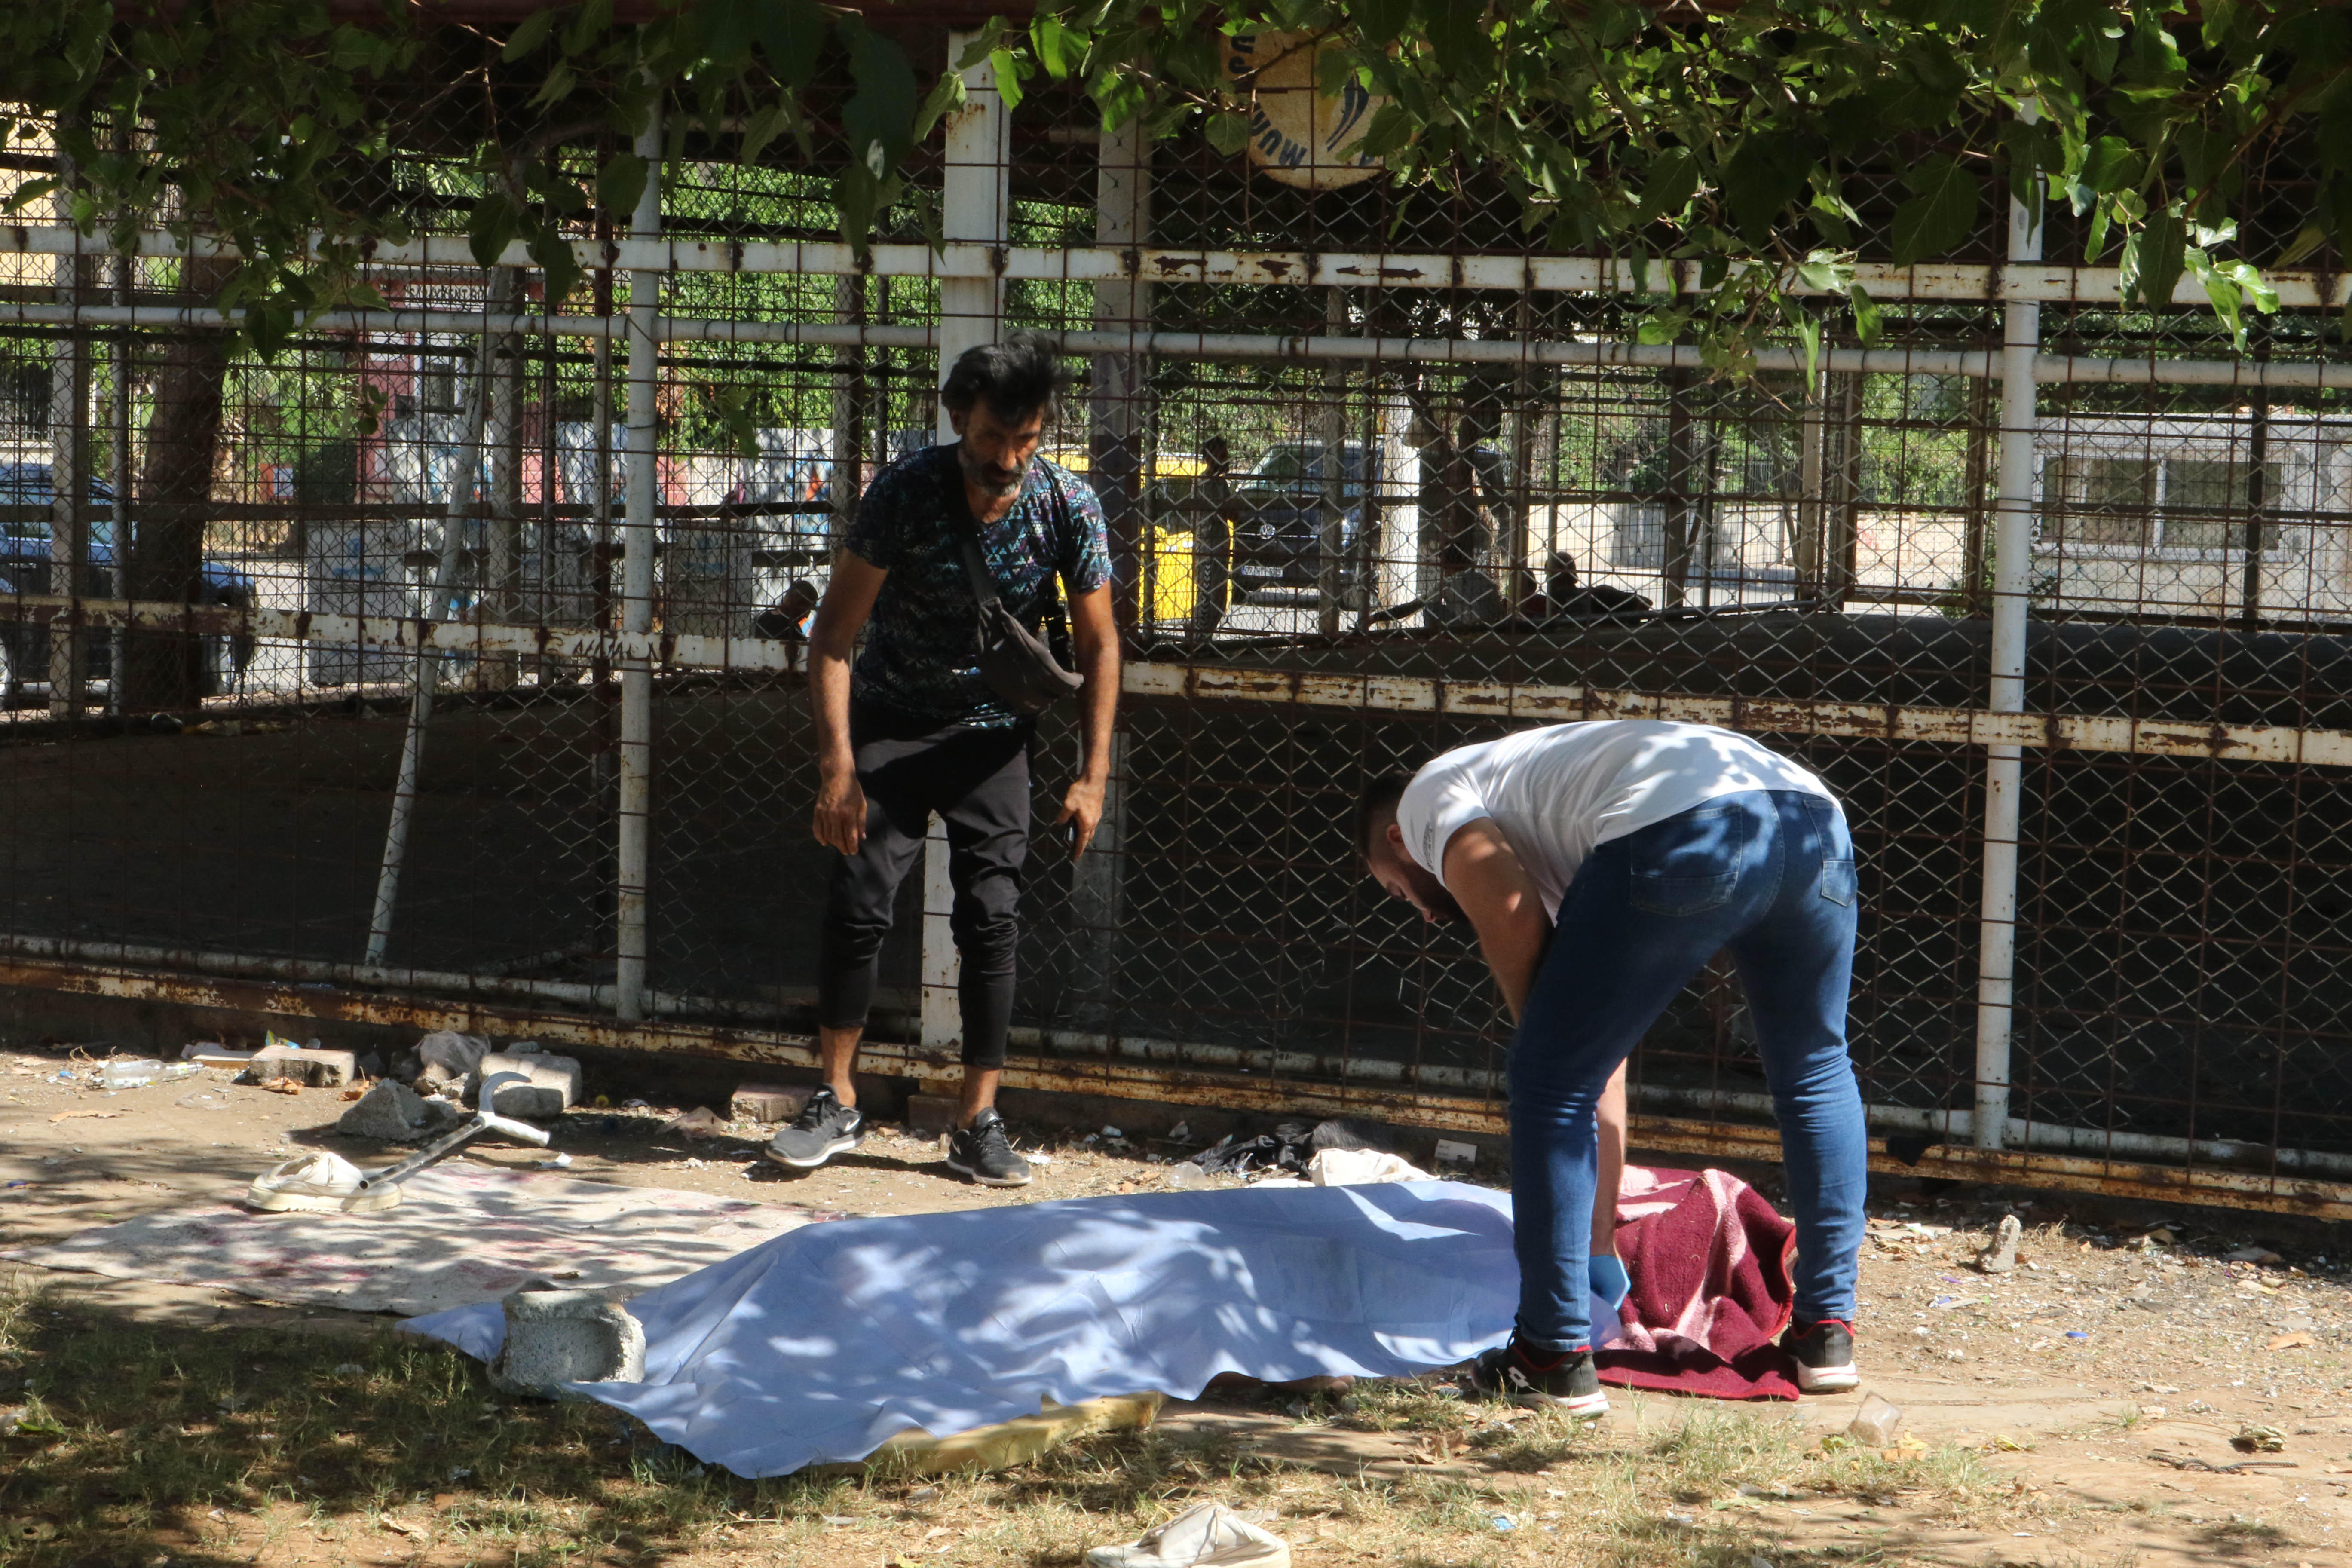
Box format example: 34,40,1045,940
1508,789,1868,1353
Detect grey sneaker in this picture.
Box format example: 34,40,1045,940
944,1108,1032,1187
766,1087,864,1170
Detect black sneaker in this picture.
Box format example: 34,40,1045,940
1784,1317,1860,1392
766,1088,864,1170
1469,1337,1608,1415
944,1108,1032,1187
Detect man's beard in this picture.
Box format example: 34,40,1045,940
958,441,1027,499
1425,885,1471,927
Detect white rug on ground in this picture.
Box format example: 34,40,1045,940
402,1180,1610,1478
1,1162,833,1316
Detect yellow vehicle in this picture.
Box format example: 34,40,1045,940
1041,450,1221,625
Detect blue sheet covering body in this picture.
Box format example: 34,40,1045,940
404,1179,1589,1477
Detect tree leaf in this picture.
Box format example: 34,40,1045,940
500,8,556,60
752,0,825,89
989,48,1025,115
911,69,966,145
1890,156,1982,267
1356,0,1413,48
700,0,757,63
1720,137,1807,243
1031,15,1081,80
1418,0,1494,76
467,193,521,268
835,163,879,250
596,152,648,222
1205,111,1251,156
2082,134,2144,194
561,0,613,57
1848,282,1882,346
2278,222,2328,267
2123,207,2187,307
1635,147,1700,228
527,221,582,307
842,25,917,178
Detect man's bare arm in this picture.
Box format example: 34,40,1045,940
1442,819,1550,1020
808,554,888,855
1059,582,1120,856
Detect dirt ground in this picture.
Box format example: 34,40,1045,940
5,1044,2352,1568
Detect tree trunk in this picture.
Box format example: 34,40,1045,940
121,256,239,713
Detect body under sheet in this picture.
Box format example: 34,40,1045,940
404,1179,1622,1477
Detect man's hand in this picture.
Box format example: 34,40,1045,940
814,763,868,855
1058,775,1106,858
806,554,887,858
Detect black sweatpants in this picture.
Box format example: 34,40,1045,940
816,707,1033,1069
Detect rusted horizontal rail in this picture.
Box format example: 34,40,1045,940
0,595,802,674
1124,662,2352,768
6,599,2345,769
5,298,2345,389
6,949,2347,1222
7,225,2346,308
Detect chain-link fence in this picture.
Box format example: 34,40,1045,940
4,53,2352,1219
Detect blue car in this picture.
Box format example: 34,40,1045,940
0,462,259,700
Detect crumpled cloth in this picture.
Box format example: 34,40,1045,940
1597,1166,1801,1400
404,1180,1542,1476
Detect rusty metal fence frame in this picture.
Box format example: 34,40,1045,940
4,46,2352,1222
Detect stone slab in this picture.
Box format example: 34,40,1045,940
907,1093,960,1136
247,1044,359,1089
477,1052,582,1119
731,1082,812,1123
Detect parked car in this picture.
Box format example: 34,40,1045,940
1228,440,1382,588
0,462,259,701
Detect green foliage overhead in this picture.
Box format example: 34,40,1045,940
0,0,953,353
1017,0,2351,368
0,1,2342,370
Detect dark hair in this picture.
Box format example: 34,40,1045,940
940,331,1066,426
1355,773,1411,859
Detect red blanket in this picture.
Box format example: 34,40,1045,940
1597,1166,1800,1401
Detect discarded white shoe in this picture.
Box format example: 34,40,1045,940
1084,1502,1290,1568
1305,1148,1430,1186
244,1152,401,1214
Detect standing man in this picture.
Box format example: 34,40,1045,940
773,334,1119,1187
1185,434,1234,635
1358,720,1868,1413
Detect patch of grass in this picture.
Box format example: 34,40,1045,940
0,1276,2041,1567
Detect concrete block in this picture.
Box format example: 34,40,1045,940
489,1287,645,1398
908,1093,960,1136
248,1044,359,1088
732,1082,812,1124
477,1052,583,1119
337,1078,462,1143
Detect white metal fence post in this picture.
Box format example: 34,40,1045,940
48,140,90,719
614,101,664,1022
921,31,1009,1053
1975,123,2044,1149
364,270,511,967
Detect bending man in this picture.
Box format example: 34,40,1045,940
775,334,1119,1187
1359,720,1868,1412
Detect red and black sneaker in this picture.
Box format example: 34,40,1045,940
1469,1336,1609,1415
1783,1318,1860,1392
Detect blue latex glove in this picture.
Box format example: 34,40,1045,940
1589,1253,1631,1314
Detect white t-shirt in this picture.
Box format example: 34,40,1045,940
1395,721,1838,919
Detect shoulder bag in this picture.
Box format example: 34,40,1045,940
954,464,1085,715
